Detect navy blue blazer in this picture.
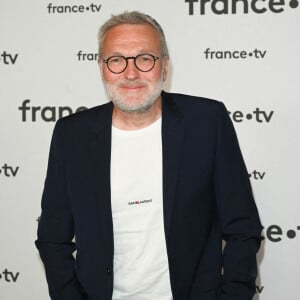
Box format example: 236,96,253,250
36,91,262,300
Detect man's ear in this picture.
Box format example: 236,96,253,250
162,57,169,82
98,58,104,76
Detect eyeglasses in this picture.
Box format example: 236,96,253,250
102,53,160,74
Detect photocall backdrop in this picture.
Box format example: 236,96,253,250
0,0,299,299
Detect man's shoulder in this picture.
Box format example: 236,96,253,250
162,91,224,116
58,101,112,123
55,101,112,133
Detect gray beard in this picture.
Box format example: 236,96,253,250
102,78,163,114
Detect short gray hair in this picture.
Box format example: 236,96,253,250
97,11,169,58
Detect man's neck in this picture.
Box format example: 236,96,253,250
112,97,162,130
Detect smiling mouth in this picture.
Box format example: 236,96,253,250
121,85,145,90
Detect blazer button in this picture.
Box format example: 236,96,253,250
106,268,111,276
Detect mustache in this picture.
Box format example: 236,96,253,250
116,80,148,87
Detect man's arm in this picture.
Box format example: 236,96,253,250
35,121,84,300
214,102,263,300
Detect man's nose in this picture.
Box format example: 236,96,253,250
123,59,140,79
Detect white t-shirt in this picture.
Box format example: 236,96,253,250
110,118,173,300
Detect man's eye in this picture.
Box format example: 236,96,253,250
110,57,122,64
141,56,151,62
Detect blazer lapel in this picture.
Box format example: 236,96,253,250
162,92,185,244
90,102,114,254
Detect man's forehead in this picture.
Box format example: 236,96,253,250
104,23,159,39
102,23,161,55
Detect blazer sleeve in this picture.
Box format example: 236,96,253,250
35,121,84,300
214,102,263,300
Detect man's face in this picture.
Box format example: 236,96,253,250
99,23,168,114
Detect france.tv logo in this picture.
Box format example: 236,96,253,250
185,0,299,15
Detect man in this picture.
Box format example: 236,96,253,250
36,11,262,300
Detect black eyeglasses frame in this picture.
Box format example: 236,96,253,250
102,53,160,74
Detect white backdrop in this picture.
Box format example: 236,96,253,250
0,0,299,299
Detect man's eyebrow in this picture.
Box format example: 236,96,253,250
104,50,157,57
103,52,123,57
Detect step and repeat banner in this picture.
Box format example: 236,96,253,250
0,0,299,299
